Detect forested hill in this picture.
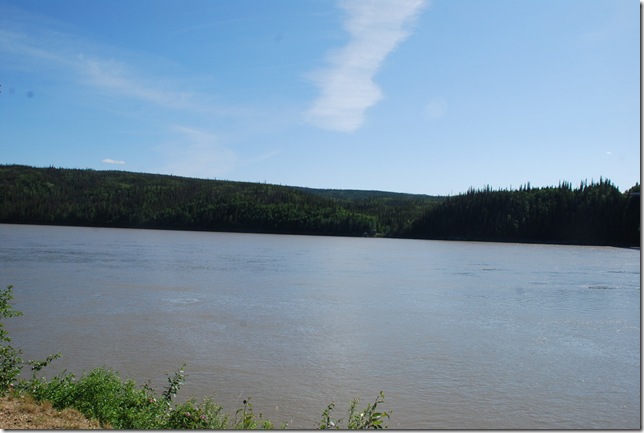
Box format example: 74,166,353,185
407,180,640,246
0,165,440,237
0,165,639,246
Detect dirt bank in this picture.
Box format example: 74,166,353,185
0,394,103,429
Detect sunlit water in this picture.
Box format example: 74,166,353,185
0,224,639,429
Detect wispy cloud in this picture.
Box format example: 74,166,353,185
158,125,238,179
0,5,298,181
0,18,241,177
102,158,126,165
0,19,199,111
305,0,426,132
78,55,196,110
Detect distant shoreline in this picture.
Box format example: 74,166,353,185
0,165,639,248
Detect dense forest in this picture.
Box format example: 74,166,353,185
407,179,640,246
0,165,440,237
0,165,639,246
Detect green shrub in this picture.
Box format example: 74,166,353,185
167,398,229,429
0,285,60,395
24,370,77,408
231,398,276,429
320,391,390,429
0,285,24,393
26,367,166,428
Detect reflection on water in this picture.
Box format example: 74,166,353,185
0,224,640,429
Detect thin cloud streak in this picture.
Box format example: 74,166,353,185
0,24,244,178
0,26,199,111
102,158,126,165
79,55,196,109
305,0,426,132
1,25,271,125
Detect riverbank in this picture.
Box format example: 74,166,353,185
0,393,102,429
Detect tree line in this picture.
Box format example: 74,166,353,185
406,179,640,246
0,165,639,246
0,165,439,237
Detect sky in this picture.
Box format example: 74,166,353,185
0,0,640,196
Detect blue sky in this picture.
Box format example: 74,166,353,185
0,0,639,195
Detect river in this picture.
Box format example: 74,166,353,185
0,224,640,428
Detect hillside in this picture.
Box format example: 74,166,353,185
0,165,441,237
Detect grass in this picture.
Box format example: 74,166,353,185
10,366,389,429
16,367,390,429
19,366,281,429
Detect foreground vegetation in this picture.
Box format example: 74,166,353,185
0,285,390,429
0,164,638,246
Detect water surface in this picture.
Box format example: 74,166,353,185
0,224,639,428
